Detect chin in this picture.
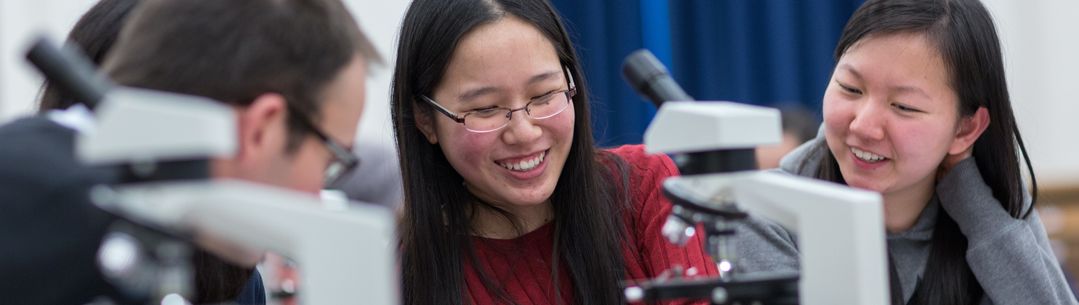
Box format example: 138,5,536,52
512,199,549,207
844,177,886,193
838,168,875,190
505,188,555,206
512,193,553,206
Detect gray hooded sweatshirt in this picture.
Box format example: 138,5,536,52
725,135,1077,305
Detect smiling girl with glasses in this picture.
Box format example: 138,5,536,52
390,0,718,304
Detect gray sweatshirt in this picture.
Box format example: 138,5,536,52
726,135,1077,305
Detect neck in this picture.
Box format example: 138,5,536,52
470,200,553,239
882,177,936,233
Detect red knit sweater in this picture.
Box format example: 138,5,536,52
463,145,719,304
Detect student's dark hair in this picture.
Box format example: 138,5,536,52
37,0,138,112
104,0,379,151
96,0,377,303
392,0,629,304
811,0,1037,304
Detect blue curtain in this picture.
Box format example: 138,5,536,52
549,0,653,146
669,0,863,108
550,0,863,146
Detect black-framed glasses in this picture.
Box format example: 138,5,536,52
284,102,359,187
420,66,577,133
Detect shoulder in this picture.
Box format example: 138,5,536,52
0,117,76,176
602,145,678,223
779,133,828,177
0,116,72,144
0,116,115,191
603,144,679,179
0,116,75,159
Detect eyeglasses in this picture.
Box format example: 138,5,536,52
420,67,577,133
284,102,360,187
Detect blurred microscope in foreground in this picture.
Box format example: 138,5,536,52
621,50,889,305
25,37,398,305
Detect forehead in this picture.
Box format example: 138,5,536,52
437,16,562,92
840,33,955,101
842,33,948,82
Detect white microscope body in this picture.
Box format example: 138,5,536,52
640,101,889,305
82,88,399,305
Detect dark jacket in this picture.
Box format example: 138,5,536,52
0,115,265,305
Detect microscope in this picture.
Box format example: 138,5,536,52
620,50,890,305
25,37,398,305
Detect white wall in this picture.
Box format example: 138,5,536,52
982,0,1079,186
0,0,407,163
345,0,409,153
0,0,96,119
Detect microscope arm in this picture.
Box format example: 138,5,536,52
669,171,889,305
96,180,399,305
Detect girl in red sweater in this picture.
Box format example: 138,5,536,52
390,0,717,304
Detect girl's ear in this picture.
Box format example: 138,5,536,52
948,106,990,155
414,106,439,144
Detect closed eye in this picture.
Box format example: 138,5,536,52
892,103,923,113
468,105,501,112
531,89,561,102
467,106,506,118
836,81,863,95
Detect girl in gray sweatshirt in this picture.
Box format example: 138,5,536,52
729,0,1078,304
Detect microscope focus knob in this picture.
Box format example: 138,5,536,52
661,214,696,245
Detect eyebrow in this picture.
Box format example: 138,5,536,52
838,64,864,81
837,64,932,100
456,70,562,102
893,86,932,100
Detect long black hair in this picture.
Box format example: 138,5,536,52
812,0,1037,304
392,0,629,304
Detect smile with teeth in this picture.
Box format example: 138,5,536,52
851,147,887,163
497,150,547,172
